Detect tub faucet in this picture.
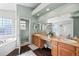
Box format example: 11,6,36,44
0,41,4,43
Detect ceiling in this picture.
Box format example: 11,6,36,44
0,3,40,11
1,3,78,18
0,3,16,11
18,3,40,9
33,3,65,17
32,3,79,18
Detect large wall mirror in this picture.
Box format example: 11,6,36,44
41,23,52,34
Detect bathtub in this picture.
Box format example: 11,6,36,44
0,38,17,56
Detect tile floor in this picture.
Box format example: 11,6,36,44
18,50,36,56
7,44,52,56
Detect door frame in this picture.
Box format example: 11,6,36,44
17,17,31,54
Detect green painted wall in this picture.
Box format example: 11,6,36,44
17,5,38,44
73,17,79,36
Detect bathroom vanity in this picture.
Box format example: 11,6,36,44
32,33,79,56
32,32,52,48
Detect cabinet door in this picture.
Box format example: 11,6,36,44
32,35,38,47
76,47,79,56
32,35,45,48
51,40,58,56
58,46,75,56
34,36,39,46
51,45,58,56
40,39,45,48
59,42,75,51
37,37,45,48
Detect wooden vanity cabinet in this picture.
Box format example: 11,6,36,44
51,39,78,56
32,34,45,48
58,42,76,56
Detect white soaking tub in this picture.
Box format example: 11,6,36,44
0,38,16,56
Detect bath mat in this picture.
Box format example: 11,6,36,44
28,44,39,50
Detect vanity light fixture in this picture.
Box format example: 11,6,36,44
46,8,50,11
37,14,39,16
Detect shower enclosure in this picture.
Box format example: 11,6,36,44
20,18,30,46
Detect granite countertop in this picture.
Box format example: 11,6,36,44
33,33,52,41
51,37,79,47
33,33,79,47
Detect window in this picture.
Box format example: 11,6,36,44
0,17,14,38
20,20,26,30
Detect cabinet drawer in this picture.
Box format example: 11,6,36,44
59,42,75,51
51,40,58,46
51,45,58,56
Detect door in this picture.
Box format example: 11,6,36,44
20,19,29,45
58,47,75,56
58,42,75,56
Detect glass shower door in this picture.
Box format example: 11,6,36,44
20,19,29,45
